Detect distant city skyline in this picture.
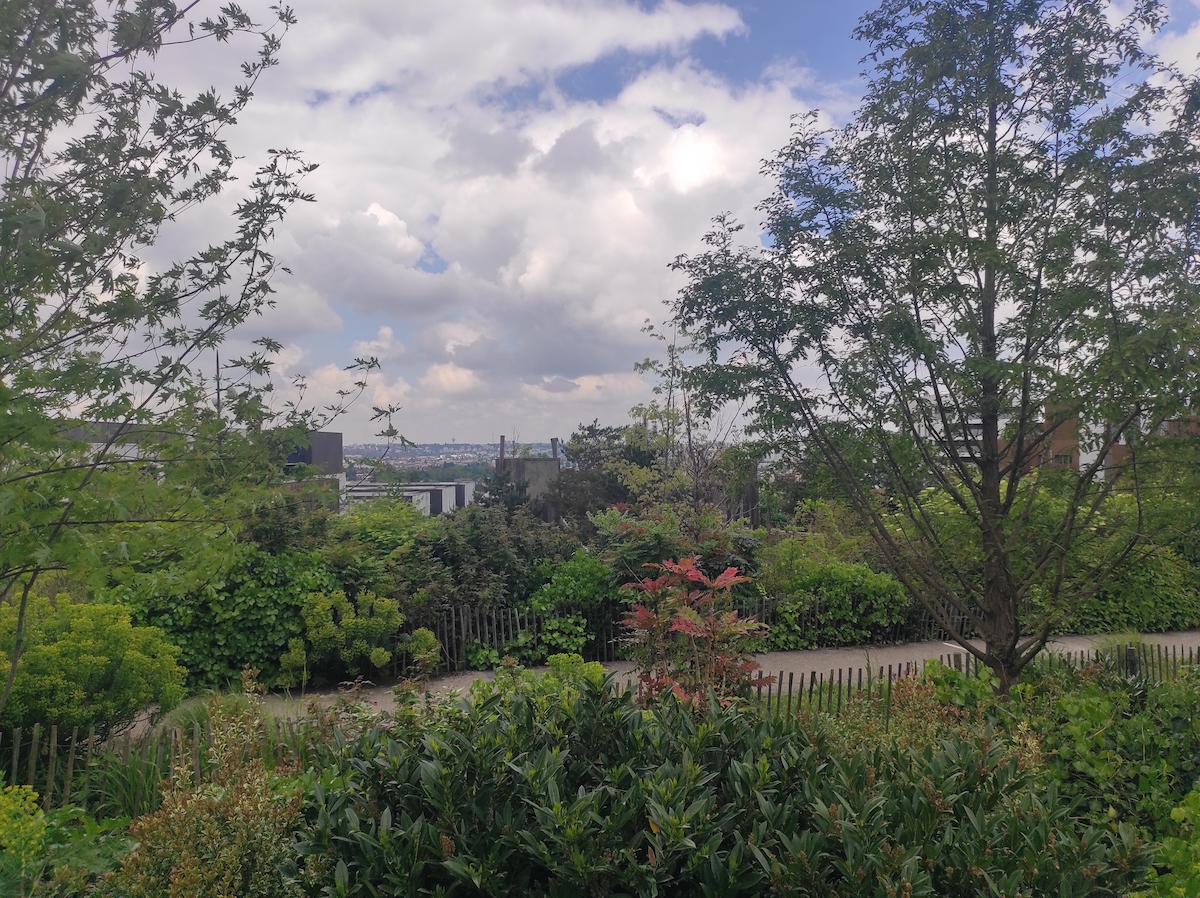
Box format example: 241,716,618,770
346,440,561,468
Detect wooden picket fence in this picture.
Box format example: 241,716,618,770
410,595,976,673
406,601,625,672
744,641,1200,723
0,717,310,814
5,641,1196,813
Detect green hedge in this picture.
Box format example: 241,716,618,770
764,559,912,650
126,548,339,689
1069,547,1200,635
294,681,1147,897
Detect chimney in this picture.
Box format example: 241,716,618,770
499,435,506,463
551,437,559,459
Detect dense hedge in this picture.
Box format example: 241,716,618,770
295,680,1147,897
0,599,183,735
760,558,913,650
1068,547,1200,635
126,548,339,689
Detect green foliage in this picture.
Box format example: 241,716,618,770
537,614,588,657
464,641,503,671
591,505,759,587
99,695,304,898
281,590,404,687
530,550,617,615
525,550,621,660
469,654,606,706
1071,547,1200,635
402,627,441,682
1139,784,1200,897
761,552,912,650
321,501,429,600
0,599,183,734
124,548,339,689
0,788,131,898
996,665,1200,840
1040,679,1200,840
0,785,44,893
924,660,1001,709
332,500,576,609
294,680,1147,897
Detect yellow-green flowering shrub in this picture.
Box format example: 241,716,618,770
0,599,184,735
0,786,46,893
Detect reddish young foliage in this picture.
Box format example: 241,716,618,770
622,556,772,703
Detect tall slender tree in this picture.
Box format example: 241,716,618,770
671,0,1200,690
0,2,371,717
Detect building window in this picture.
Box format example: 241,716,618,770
1053,454,1073,466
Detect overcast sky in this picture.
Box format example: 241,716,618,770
176,0,1200,444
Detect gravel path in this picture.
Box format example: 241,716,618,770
267,629,1200,719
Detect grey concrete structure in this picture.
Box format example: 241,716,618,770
286,431,344,476
495,435,561,500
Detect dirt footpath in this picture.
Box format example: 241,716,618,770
269,629,1200,719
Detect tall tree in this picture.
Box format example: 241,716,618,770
0,2,370,717
671,0,1200,690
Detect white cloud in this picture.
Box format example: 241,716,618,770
520,371,646,404
277,0,744,106
372,374,412,407
420,362,485,395
142,0,841,440
352,325,406,361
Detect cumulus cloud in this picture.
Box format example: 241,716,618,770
149,0,844,440
420,362,486,395
352,325,406,362
372,374,412,407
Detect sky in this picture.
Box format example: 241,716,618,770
158,0,1200,444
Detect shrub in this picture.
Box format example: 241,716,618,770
590,506,759,587
0,785,45,892
527,549,620,657
295,676,1149,897
817,676,987,757
1069,547,1200,634
622,557,770,701
990,663,1200,840
402,627,441,683
279,590,404,688
469,653,606,706
99,695,304,898
125,548,339,689
1139,784,1200,897
761,557,912,650
0,787,130,898
0,599,183,735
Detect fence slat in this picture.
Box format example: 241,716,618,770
884,665,893,733
43,725,58,811
192,722,202,787
61,727,78,807
79,726,95,810
27,723,40,787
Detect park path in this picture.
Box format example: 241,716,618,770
270,628,1200,718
